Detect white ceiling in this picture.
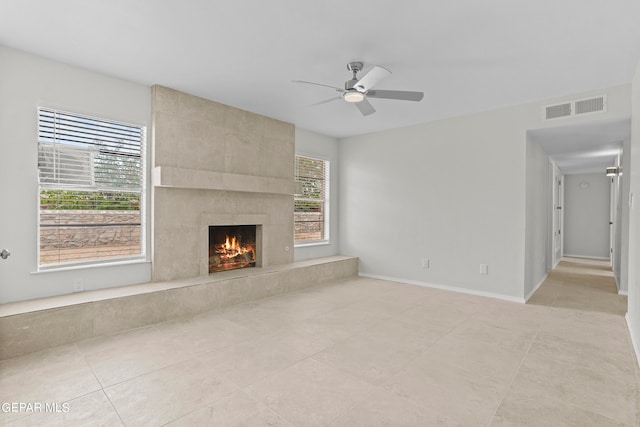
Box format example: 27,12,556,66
529,118,629,175
1,0,639,143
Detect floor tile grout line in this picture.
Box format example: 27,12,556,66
66,342,110,405
83,346,207,390
235,405,299,427
99,388,127,427
484,313,544,427
74,342,110,391
154,384,294,427
239,355,370,427
53,343,122,423
324,387,382,426
218,290,478,423
320,367,385,427
75,338,147,425
236,387,299,427
81,284,402,419
102,355,268,426
311,317,456,425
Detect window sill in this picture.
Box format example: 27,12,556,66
294,241,331,248
31,257,150,275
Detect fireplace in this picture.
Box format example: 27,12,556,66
208,225,257,273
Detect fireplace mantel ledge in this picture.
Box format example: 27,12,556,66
153,166,297,195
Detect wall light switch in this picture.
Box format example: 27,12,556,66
480,264,488,275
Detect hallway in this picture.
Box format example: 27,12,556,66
513,256,638,425
528,257,627,315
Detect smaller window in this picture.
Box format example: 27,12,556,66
294,155,330,244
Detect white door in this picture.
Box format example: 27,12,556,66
552,169,564,265
610,176,616,265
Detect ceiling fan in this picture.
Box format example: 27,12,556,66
293,62,424,116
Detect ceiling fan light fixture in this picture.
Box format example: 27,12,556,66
343,91,364,103
296,62,423,115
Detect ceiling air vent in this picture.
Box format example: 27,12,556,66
543,95,607,120
545,103,572,120
575,95,606,115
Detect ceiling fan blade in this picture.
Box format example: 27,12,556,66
307,96,342,107
354,65,391,92
292,80,343,92
366,90,424,102
355,98,376,116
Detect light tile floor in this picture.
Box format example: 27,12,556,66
1,257,638,426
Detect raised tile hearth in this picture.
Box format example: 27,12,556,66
0,256,358,360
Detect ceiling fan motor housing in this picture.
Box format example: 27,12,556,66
344,78,360,91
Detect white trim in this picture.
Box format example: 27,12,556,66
32,258,150,274
358,273,526,304
525,273,548,302
625,313,640,368
619,290,629,296
562,254,611,261
294,241,331,248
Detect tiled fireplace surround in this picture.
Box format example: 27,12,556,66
0,87,357,360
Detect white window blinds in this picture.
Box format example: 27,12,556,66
294,155,329,243
38,108,143,190
37,108,145,266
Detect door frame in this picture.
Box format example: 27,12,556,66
550,161,564,268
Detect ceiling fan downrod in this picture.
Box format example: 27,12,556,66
345,62,363,91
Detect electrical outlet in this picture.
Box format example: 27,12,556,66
73,278,84,293
421,258,430,269
480,264,488,275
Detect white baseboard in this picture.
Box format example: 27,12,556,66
524,273,548,302
625,313,640,368
562,254,610,261
619,290,629,296
358,273,526,304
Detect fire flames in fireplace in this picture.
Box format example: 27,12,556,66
209,225,256,273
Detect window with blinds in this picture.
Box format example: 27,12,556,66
294,155,329,243
37,107,145,266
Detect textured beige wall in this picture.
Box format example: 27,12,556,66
152,86,295,281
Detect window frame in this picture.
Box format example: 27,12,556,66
294,154,330,246
36,107,147,270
